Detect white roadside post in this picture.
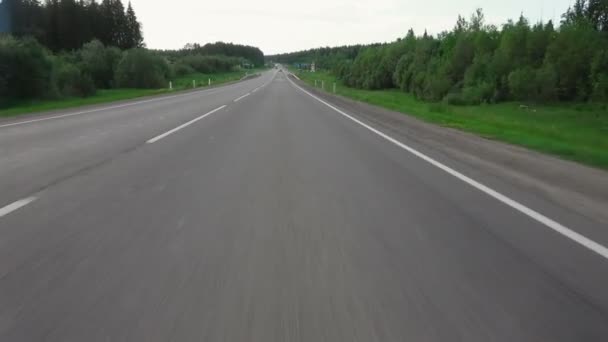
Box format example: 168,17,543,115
333,82,336,93
208,78,211,86
169,81,172,90
322,81,325,90
193,80,196,88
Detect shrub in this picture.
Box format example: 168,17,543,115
592,74,608,102
462,81,494,104
80,40,122,89
54,58,96,97
0,36,54,101
115,49,170,88
534,64,558,103
172,62,195,77
508,67,536,101
444,92,469,106
178,55,241,74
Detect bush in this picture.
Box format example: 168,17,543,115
534,64,558,102
172,62,195,77
462,81,494,104
0,36,54,101
592,74,608,102
444,92,469,105
115,49,170,88
508,68,536,101
54,58,96,97
80,40,122,88
178,54,241,74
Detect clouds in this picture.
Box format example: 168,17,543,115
130,0,573,54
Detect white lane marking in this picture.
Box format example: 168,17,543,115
252,87,260,93
0,89,227,129
233,93,250,102
287,78,608,261
0,197,37,218
146,105,226,144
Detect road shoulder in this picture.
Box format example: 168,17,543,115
288,74,608,226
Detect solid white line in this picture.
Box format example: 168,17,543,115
233,93,250,102
287,78,608,261
0,197,37,218
146,105,226,144
0,89,224,129
252,87,260,93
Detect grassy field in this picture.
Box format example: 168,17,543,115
0,69,262,118
293,69,608,169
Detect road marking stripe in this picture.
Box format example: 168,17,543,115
0,197,37,218
288,78,608,261
233,93,250,102
0,89,226,129
252,87,260,93
146,105,226,144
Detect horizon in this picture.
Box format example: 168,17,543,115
130,0,573,55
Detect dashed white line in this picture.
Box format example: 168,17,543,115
252,87,260,93
0,197,37,218
0,88,223,129
287,77,608,261
233,93,251,102
146,105,226,144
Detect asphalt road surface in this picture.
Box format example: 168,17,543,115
1,69,607,341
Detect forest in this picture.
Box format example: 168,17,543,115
270,0,608,105
0,0,265,108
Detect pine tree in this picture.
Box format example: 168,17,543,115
125,2,143,48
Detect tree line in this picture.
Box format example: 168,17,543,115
0,1,265,106
272,0,608,104
156,42,265,67
2,0,143,51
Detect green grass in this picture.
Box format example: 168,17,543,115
293,69,608,169
0,89,169,118
0,68,263,118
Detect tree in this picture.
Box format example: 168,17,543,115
115,48,169,88
124,2,143,48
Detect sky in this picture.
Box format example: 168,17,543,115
130,0,574,55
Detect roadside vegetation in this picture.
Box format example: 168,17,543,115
0,0,265,117
293,70,608,169
273,0,608,168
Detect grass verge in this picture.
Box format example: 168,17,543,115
0,69,263,118
293,69,608,170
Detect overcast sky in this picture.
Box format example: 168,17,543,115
130,0,573,55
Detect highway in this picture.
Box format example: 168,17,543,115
0,68,607,341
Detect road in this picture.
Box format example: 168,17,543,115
0,69,607,341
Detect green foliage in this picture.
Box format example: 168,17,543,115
80,40,122,88
508,67,536,101
279,1,608,106
53,57,96,98
161,42,264,67
177,55,241,74
7,0,144,51
0,36,54,102
172,62,196,77
115,49,170,89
